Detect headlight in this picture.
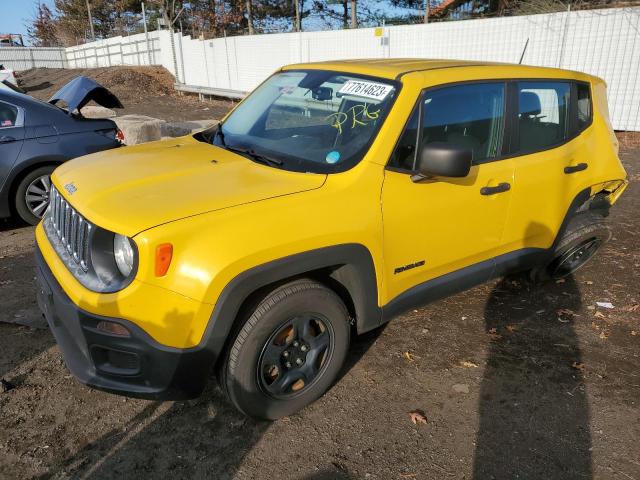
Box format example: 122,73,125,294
114,234,135,277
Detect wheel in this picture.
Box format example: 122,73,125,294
530,213,611,283
14,166,55,225
221,279,351,420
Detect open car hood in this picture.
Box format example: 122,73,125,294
48,76,123,114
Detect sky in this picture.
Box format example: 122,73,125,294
0,0,55,44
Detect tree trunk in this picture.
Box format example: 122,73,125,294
342,0,348,29
424,0,430,23
246,0,255,34
350,0,357,28
85,0,95,40
295,0,302,32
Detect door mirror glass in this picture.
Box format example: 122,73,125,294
413,142,472,180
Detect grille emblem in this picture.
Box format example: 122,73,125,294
64,183,77,195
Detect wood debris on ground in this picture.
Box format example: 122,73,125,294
408,410,428,425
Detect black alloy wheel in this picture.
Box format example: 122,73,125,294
258,313,333,398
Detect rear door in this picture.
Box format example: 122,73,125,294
500,80,591,253
0,100,25,190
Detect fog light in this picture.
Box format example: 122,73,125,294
97,320,130,337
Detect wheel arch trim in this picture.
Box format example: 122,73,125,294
200,243,382,359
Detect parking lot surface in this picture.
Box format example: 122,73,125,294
0,148,638,479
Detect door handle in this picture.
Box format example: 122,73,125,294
481,182,511,196
564,163,588,174
0,136,16,144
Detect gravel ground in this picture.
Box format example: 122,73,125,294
0,147,638,479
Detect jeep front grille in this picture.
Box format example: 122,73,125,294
49,185,92,271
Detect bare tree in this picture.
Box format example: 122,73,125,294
246,0,255,33
295,0,302,31
510,0,590,15
424,0,430,23
27,3,60,47
350,0,357,27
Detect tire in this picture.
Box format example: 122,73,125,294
530,213,611,283
14,166,55,225
220,279,351,420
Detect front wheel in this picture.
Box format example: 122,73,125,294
14,166,56,225
220,279,351,420
530,213,611,283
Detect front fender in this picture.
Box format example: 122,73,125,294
198,243,381,360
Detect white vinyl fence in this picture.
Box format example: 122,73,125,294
0,46,66,70
64,31,162,68
0,7,638,130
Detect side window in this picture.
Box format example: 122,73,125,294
388,82,506,170
576,82,592,132
422,83,505,164
517,81,570,152
0,101,18,128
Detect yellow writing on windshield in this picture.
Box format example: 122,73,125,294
326,104,381,135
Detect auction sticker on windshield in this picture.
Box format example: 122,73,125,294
338,80,393,101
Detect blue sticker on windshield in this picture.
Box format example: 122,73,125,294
326,151,341,164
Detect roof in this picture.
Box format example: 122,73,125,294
283,58,594,82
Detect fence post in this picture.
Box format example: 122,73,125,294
142,1,152,65
178,31,185,83
557,5,571,68
29,48,35,69
169,29,180,83
223,31,232,90
202,40,211,87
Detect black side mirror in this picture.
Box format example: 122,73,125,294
312,86,333,101
411,142,472,182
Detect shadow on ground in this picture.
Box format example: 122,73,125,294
473,274,591,479
41,325,385,479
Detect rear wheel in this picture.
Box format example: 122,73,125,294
14,166,55,225
530,213,611,283
221,279,350,420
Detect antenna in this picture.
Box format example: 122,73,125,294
519,38,529,65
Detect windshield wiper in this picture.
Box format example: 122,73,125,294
225,145,284,167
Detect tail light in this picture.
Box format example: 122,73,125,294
116,128,125,145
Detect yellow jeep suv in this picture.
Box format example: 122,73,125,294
35,60,627,419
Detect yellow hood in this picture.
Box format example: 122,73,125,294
52,136,326,237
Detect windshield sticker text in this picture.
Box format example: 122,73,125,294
338,80,393,100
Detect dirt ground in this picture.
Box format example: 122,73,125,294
15,66,236,122
0,144,639,479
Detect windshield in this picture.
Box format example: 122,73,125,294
207,70,399,173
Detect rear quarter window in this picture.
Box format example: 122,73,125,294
0,101,18,128
576,82,592,132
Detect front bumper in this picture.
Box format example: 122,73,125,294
35,246,215,400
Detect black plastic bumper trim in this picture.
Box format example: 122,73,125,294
35,245,215,400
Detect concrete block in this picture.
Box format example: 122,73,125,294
81,105,117,118
114,115,166,145
161,120,217,137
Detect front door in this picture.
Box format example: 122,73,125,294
381,82,514,302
